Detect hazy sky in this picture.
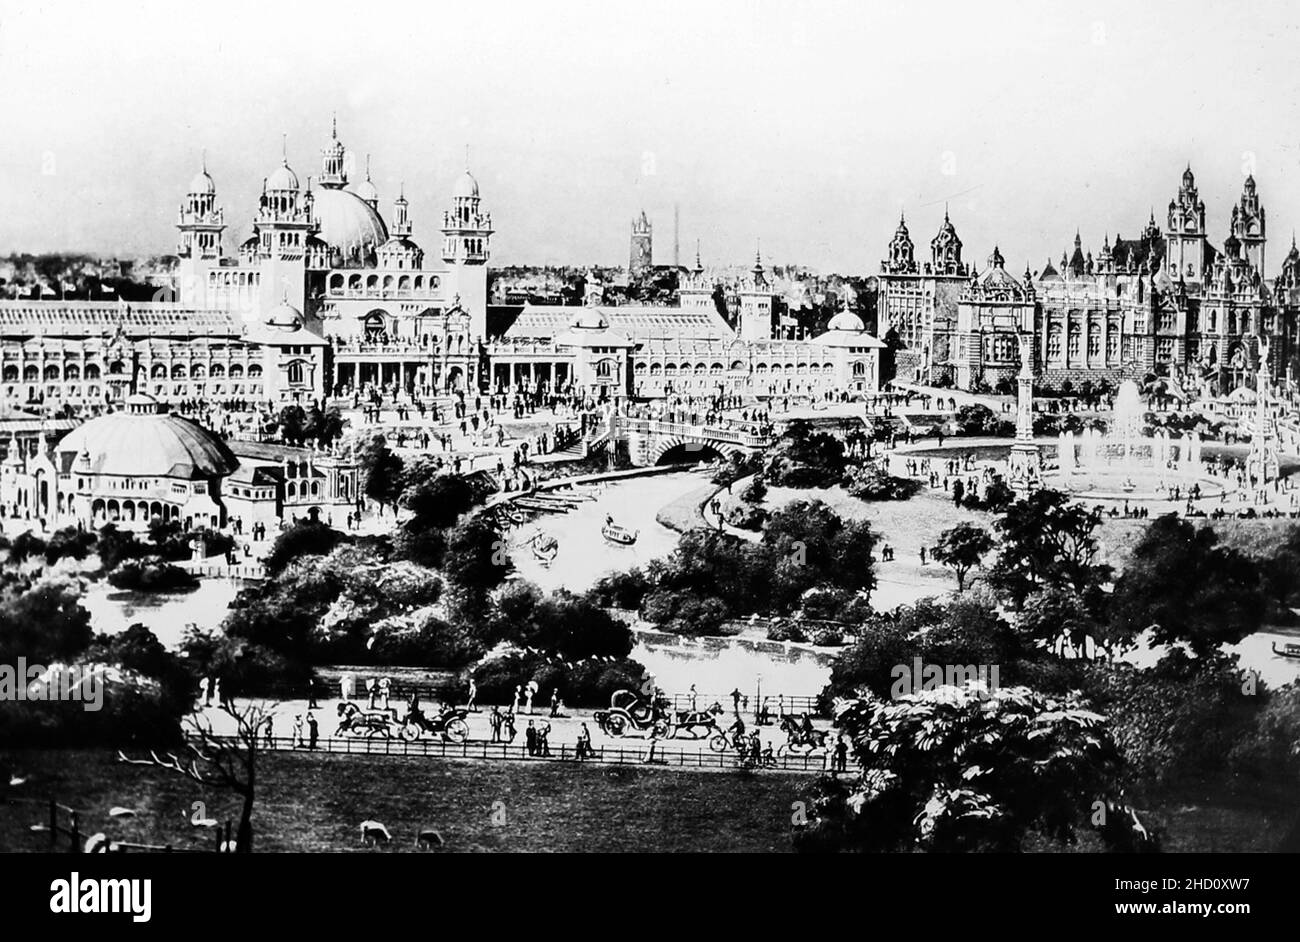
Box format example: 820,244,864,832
3,0,1300,274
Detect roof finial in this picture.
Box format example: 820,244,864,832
365,153,372,181
281,133,288,164
695,238,702,269
465,144,471,171
331,112,338,140
944,203,950,222
201,148,207,174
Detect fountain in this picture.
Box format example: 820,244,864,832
1049,379,1228,501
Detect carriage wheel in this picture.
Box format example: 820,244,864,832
708,733,727,753
444,719,469,743
605,714,628,737
652,719,669,739
400,722,420,742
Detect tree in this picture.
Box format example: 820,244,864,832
118,702,272,853
795,686,1154,853
358,434,404,513
263,517,348,577
0,576,93,665
931,523,994,592
276,405,308,446
1107,515,1265,656
987,489,1110,609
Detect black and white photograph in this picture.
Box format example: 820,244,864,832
0,0,1294,919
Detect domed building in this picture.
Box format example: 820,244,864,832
0,393,360,533
1,394,239,531
309,187,388,267
813,294,885,393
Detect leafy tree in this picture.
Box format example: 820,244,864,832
263,517,349,577
1019,585,1108,655
931,522,994,591
1107,514,1264,656
358,433,405,512
276,405,308,446
796,686,1153,852
763,420,847,487
43,526,97,565
96,524,146,571
0,576,92,664
987,489,1111,608
303,405,344,446
401,465,477,529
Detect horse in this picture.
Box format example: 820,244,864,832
779,714,827,752
337,701,396,738
671,701,725,739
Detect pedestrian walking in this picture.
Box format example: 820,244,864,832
307,712,318,750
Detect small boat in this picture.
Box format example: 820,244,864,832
530,532,559,564
1271,641,1300,659
602,517,638,546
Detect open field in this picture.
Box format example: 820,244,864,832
3,748,1295,852
0,749,806,853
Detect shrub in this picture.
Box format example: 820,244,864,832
107,557,200,592
842,464,922,502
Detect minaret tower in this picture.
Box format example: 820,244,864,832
175,155,226,306
441,157,493,339
319,114,348,189
252,137,316,315
1166,164,1208,283
680,240,714,313
738,243,775,341
1232,174,1266,276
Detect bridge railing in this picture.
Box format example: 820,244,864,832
617,418,771,448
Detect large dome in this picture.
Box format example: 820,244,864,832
311,188,389,264
57,408,238,480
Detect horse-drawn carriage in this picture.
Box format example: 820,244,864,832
593,689,670,738
336,701,469,742
593,689,726,740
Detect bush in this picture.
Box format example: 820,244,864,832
724,502,769,531
470,650,649,709
107,557,200,592
842,464,922,502
810,627,845,646
586,568,651,610
739,476,767,504
766,619,808,643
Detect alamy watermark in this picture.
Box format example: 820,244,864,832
0,659,104,711
889,658,1001,700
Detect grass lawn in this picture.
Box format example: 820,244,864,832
0,749,806,853
3,748,1292,852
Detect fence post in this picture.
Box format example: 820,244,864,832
48,798,57,848
69,811,80,853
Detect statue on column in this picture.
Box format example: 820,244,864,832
1007,332,1042,494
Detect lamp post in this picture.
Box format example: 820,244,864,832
754,673,762,725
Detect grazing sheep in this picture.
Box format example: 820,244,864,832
359,820,391,845
415,828,444,849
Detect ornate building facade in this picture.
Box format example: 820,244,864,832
882,166,1300,396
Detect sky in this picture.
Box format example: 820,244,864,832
2,0,1300,274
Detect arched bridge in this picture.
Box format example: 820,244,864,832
591,417,772,466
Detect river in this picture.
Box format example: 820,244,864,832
504,469,711,593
